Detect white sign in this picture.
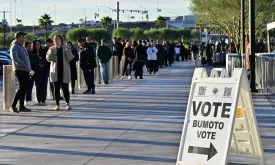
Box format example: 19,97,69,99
177,68,265,165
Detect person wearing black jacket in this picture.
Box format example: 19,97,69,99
32,40,49,104
112,38,124,71
134,40,146,79
156,41,164,68
77,38,97,94
122,42,134,79
67,41,79,94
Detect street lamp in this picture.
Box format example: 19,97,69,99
132,2,143,21
157,0,160,17
54,5,57,25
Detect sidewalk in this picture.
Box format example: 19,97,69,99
0,61,274,165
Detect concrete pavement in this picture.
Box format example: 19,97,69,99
0,61,274,164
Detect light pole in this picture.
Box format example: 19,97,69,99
54,5,57,25
249,0,256,92
14,0,17,27
132,2,143,21
0,11,10,49
157,0,160,17
9,0,12,33
21,0,23,24
241,0,245,67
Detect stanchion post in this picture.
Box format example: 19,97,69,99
95,57,101,84
109,56,113,81
3,65,16,110
113,56,119,79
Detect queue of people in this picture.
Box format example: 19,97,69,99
9,32,191,113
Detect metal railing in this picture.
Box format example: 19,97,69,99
226,53,275,95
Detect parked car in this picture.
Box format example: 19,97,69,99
0,51,11,60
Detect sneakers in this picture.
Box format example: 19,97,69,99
25,101,36,106
66,104,72,110
128,76,132,79
121,76,124,79
19,107,31,112
91,89,96,94
140,77,143,79
55,105,60,111
9,106,19,113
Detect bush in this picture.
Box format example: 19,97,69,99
130,28,144,41
144,29,162,40
66,28,89,44
0,33,15,48
178,28,192,41
112,28,132,40
87,28,111,43
191,29,200,40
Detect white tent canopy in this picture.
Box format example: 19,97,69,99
267,21,275,52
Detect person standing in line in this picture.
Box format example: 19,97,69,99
43,38,55,100
32,40,49,104
134,40,146,79
121,42,134,80
179,42,185,62
77,38,97,94
191,41,199,65
25,42,37,106
97,39,112,84
67,41,79,94
163,41,169,66
143,40,149,72
9,32,33,113
175,43,180,62
46,35,74,110
155,41,164,68
147,42,159,74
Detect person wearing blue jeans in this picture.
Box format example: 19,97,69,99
97,39,112,84
99,61,110,84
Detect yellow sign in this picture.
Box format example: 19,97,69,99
236,107,244,118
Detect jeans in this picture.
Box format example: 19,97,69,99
54,82,70,105
12,70,29,108
99,61,110,83
82,68,95,90
25,78,34,102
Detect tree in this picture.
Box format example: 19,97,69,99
190,0,275,53
155,16,166,28
101,16,112,30
38,14,54,38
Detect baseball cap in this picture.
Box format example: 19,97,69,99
15,31,27,38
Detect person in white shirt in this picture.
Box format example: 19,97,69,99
146,42,159,74
175,44,180,61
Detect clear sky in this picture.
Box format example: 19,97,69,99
0,0,191,26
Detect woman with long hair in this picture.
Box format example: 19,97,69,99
121,42,134,79
46,35,74,110
32,39,49,104
67,41,79,94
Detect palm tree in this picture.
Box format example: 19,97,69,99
38,14,54,38
155,16,166,28
101,16,112,31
